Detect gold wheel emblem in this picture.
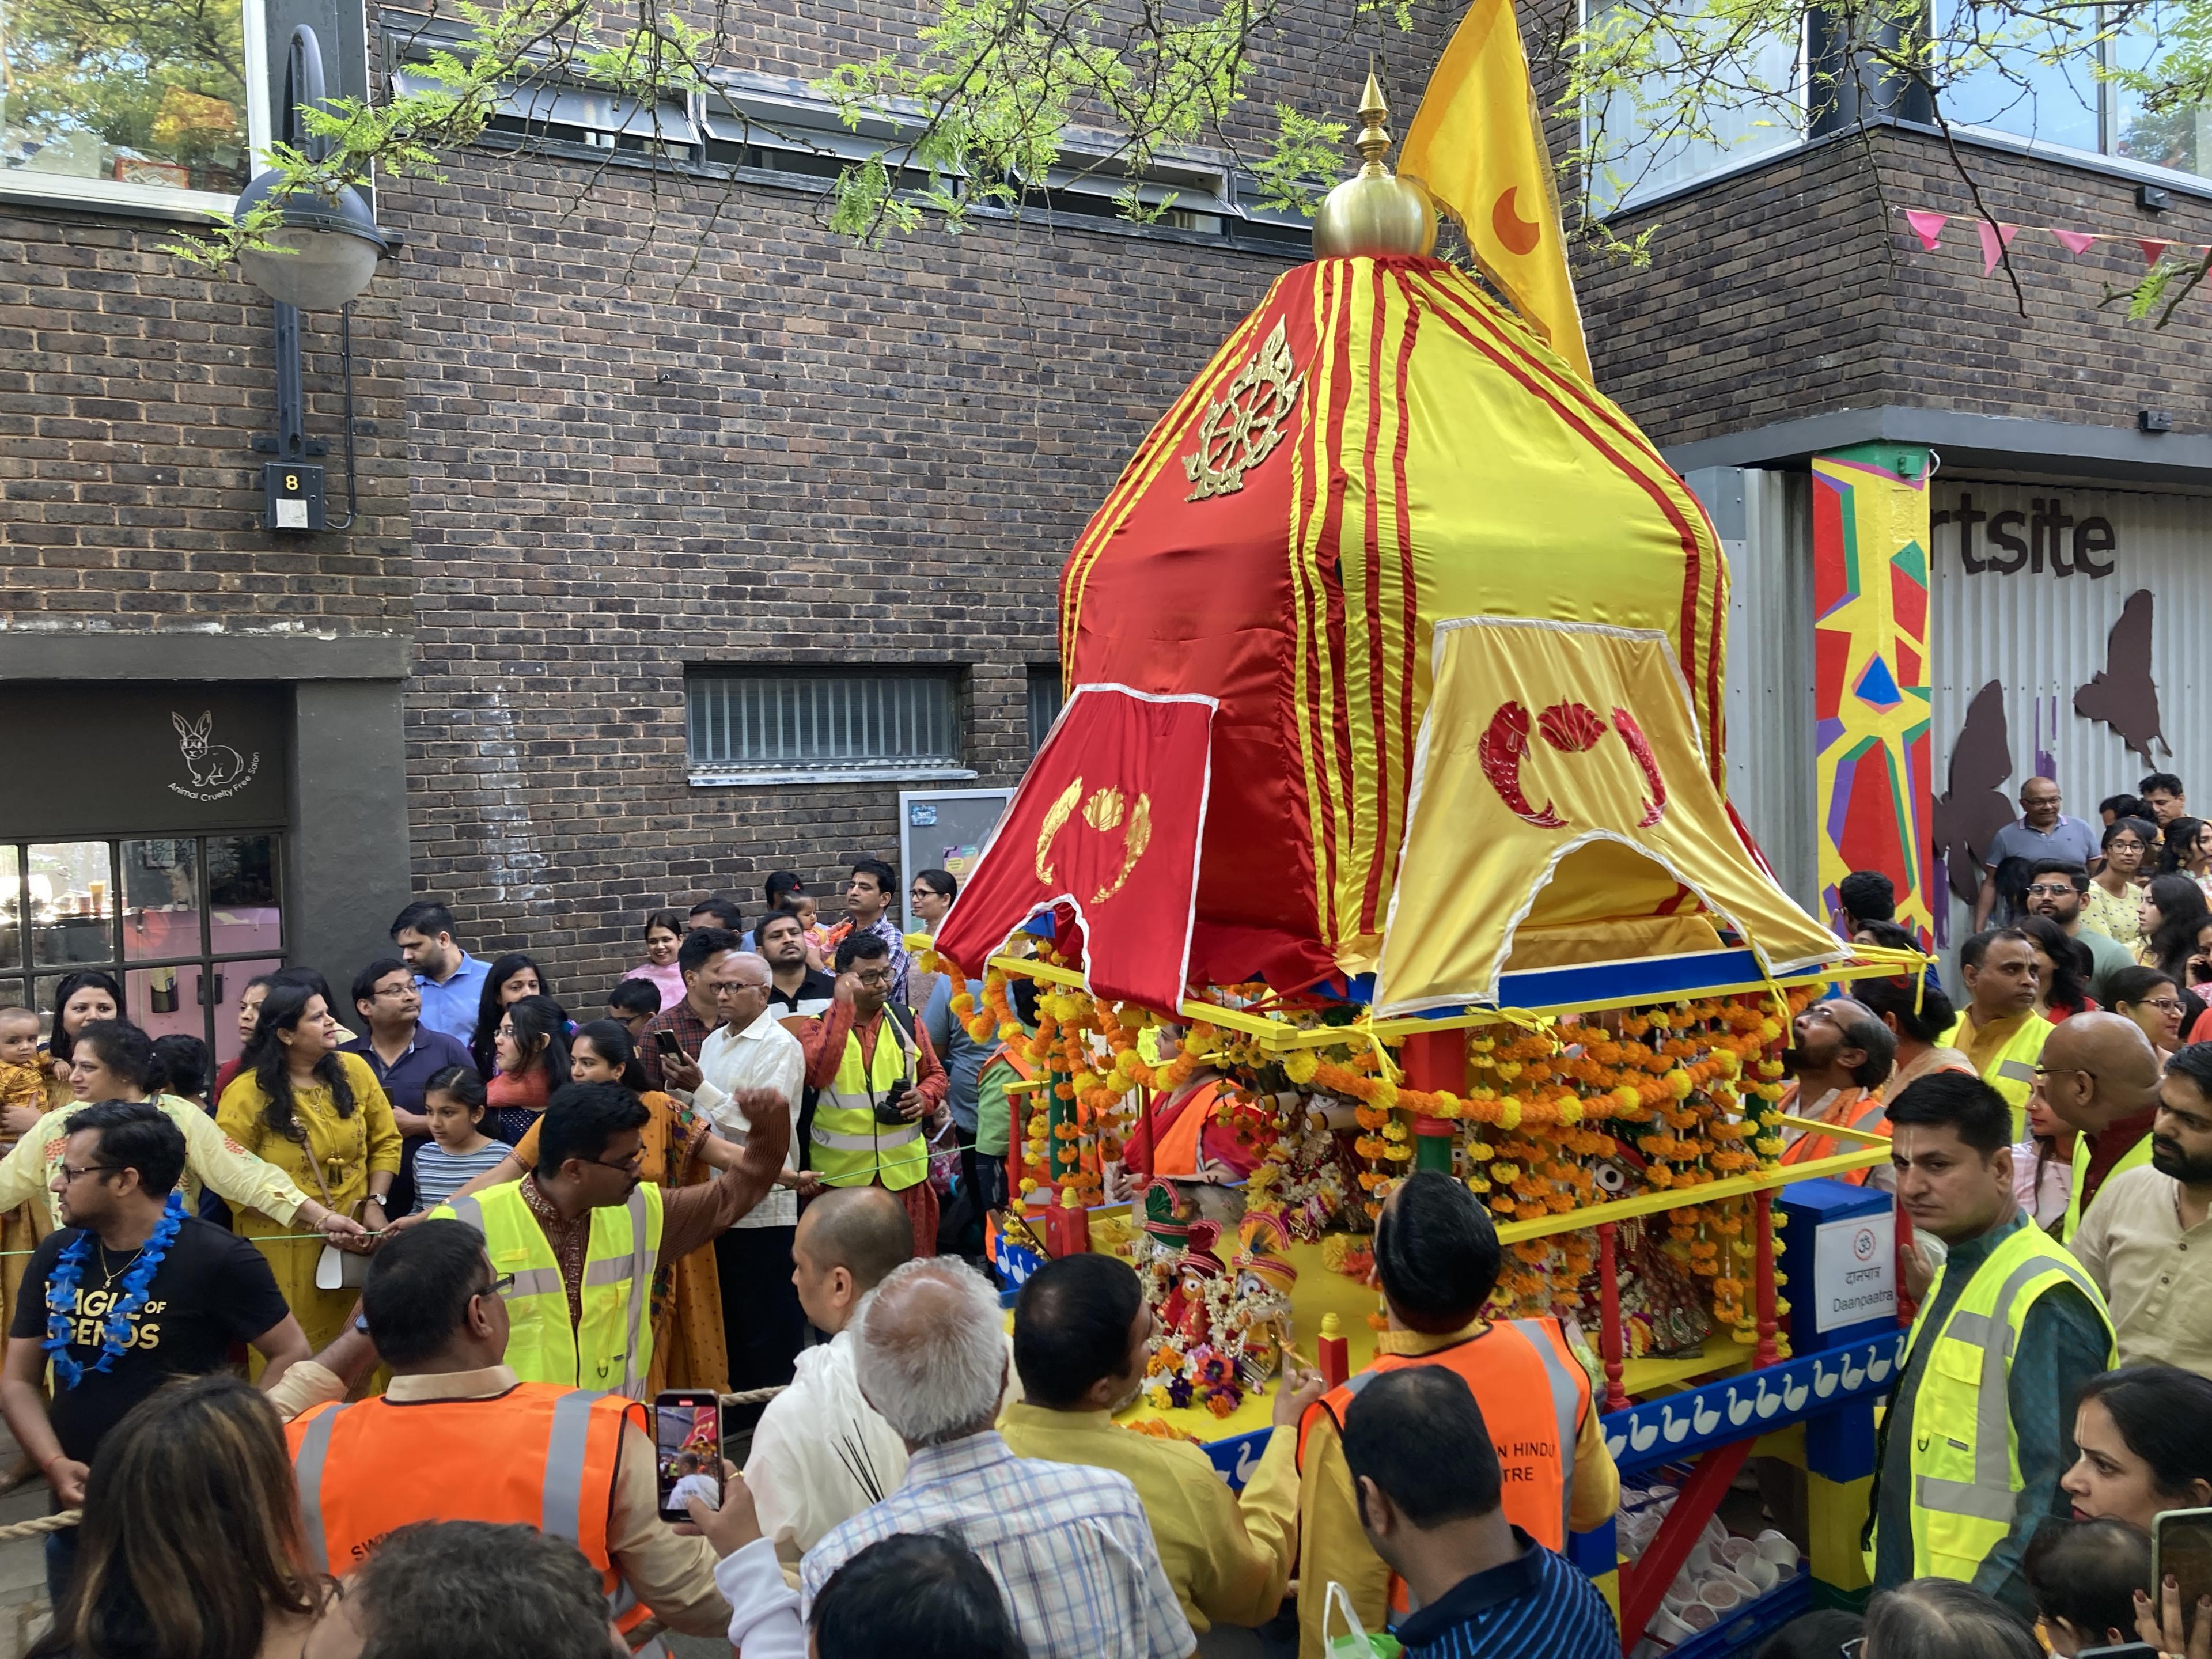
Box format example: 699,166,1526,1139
1183,320,1304,502
1035,777,1154,903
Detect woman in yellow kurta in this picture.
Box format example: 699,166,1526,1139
215,983,399,1366
449,1018,735,1393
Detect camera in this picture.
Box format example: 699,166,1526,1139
873,1078,915,1126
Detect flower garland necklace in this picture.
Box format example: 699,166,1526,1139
44,1191,186,1389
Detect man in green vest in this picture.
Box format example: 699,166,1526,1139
2032,1011,2162,1241
1867,1070,2115,1616
798,931,948,1260
432,1080,789,1399
1940,928,2049,1137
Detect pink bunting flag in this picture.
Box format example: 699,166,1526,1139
2140,238,2173,266
1906,209,1949,252
1978,219,2020,276
2052,229,2100,256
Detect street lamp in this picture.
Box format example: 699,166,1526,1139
233,25,392,533
233,26,391,310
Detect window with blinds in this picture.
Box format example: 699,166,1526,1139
1028,665,1065,753
685,668,972,783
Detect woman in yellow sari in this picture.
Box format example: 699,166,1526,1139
451,1019,737,1392
215,982,398,1366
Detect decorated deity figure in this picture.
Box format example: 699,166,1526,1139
1225,1210,1298,1388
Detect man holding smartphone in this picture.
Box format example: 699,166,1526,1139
641,926,744,1094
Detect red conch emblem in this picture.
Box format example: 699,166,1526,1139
1478,699,1669,830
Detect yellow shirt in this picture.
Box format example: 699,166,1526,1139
1294,1321,1620,1659
215,1054,402,1224
0,1093,309,1229
998,1400,1298,1633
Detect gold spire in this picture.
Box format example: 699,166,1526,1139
1354,64,1392,169
1312,65,1437,261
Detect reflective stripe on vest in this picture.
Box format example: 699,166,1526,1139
1778,1089,1888,1184
1936,1016,2049,1138
811,1013,928,1192
287,1386,652,1635
2062,1130,2156,1242
1295,1317,1588,1552
1893,1224,2115,1580
433,1181,662,1399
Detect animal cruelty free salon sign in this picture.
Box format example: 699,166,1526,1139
1811,1214,1897,1334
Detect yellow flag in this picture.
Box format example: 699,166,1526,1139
1398,0,1592,384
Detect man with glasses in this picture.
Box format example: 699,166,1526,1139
2032,1011,2165,1242
282,1219,736,1642
344,957,475,1218
2073,1042,2212,1374
427,1078,790,1398
1,1102,308,1599
1975,777,2099,930
687,952,810,1408
798,931,949,1259
2021,860,2134,1002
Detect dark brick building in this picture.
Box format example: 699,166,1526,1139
6,0,2209,1048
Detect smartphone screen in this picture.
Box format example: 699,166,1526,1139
654,1391,722,1521
2155,1507,2212,1642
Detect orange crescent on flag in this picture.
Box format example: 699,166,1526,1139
1399,0,1592,382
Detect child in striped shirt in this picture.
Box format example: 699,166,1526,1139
410,1067,510,1212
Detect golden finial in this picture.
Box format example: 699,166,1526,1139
1311,63,1438,261
1354,62,1392,169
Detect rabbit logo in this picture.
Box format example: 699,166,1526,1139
167,711,260,801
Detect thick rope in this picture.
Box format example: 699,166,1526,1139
718,1385,787,1406
0,1509,77,1541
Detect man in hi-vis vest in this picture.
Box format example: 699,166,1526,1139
1292,1171,1618,1659
1939,929,2050,1139
285,1219,733,1647
1866,1071,2114,1616
429,1079,789,1400
798,931,949,1260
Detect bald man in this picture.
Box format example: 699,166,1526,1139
742,1187,915,1563
2032,1010,2164,1238
1778,998,1899,1187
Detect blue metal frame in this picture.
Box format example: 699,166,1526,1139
1602,1331,1907,1472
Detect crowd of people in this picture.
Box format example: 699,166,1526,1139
6,772,2212,1658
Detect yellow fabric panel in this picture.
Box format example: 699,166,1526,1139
1376,618,1840,1013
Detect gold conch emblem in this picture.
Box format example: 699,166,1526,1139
1183,319,1304,502
1035,777,1154,904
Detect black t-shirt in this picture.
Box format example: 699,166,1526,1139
768,969,837,1016
9,1215,292,1465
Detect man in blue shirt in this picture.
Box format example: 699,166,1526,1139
344,957,476,1215
1341,1368,1617,1659
389,899,490,1047
1975,777,2100,929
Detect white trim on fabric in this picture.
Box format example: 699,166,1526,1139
1376,615,1842,1016
935,683,1219,1007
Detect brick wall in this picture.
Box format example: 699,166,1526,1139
388,153,1309,989
1577,124,2212,446
0,207,412,633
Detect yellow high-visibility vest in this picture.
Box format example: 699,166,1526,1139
434,1180,661,1400
1936,1014,2050,1138
1874,1220,2113,1582
2063,1130,2155,1241
810,1010,928,1192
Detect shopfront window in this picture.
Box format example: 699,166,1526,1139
2,833,283,1063
0,0,270,211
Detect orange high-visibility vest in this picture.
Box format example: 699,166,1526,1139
1779,1086,1890,1185
286,1384,661,1650
1297,1317,1589,1554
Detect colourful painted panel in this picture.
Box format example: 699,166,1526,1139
1812,446,1936,946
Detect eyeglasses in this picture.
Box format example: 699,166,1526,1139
1841,1640,1865,1659
477,1271,517,1298
56,1162,113,1184
2024,884,2080,897
2032,1065,2101,1082
592,1152,643,1175
853,969,895,987
369,985,415,1000
2144,998,2186,1013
